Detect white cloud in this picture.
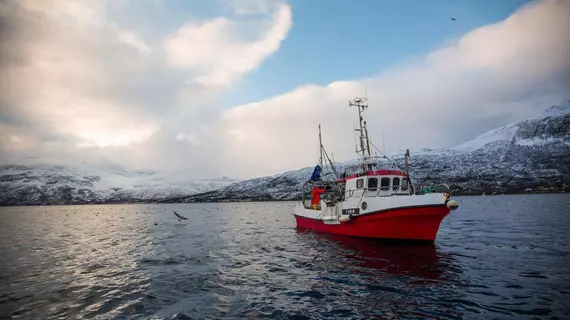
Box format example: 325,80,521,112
163,2,292,87
118,30,151,53
1,0,569,180
0,0,292,177
219,0,570,177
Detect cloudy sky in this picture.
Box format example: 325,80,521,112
1,0,569,179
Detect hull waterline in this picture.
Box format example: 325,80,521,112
294,205,451,242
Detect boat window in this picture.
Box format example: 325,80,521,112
380,177,390,191
356,178,364,189
401,178,409,191
393,177,400,191
368,178,378,191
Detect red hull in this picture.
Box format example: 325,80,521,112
294,205,451,242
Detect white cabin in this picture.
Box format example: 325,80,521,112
341,170,412,200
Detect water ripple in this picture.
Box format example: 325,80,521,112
1,195,569,319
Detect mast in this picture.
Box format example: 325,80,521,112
317,124,339,178
404,149,410,178
364,120,371,156
344,96,414,186
318,124,323,167
404,149,415,193
349,97,371,169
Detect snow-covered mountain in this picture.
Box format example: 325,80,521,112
0,165,237,205
2,100,568,205
164,100,570,203
453,100,570,152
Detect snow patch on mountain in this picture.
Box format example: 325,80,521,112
453,124,519,152
516,137,570,147
0,164,238,205
453,100,570,152
542,99,570,117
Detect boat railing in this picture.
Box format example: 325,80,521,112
344,183,453,198
300,180,344,209
302,182,450,208
415,184,452,195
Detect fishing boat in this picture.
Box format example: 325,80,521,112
293,97,459,242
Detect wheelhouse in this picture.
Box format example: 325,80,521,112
339,170,413,198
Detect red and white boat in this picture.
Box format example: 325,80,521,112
293,97,459,242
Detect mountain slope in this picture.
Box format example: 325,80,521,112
2,101,568,205
164,101,570,203
0,165,237,205
453,100,570,152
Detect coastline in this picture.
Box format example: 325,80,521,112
1,188,567,207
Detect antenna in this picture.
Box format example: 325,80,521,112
364,120,371,156
349,96,372,172
382,131,386,154
318,124,324,167
349,97,369,158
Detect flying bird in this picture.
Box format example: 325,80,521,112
174,211,188,221
451,18,456,21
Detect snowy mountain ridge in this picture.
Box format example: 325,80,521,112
1,100,569,205
454,100,570,152
0,164,237,205
165,100,570,203
542,99,570,117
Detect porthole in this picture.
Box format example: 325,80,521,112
362,201,368,210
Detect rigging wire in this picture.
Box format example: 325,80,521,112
309,97,417,186
362,135,417,183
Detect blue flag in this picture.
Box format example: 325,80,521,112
310,165,322,181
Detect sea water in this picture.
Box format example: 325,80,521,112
1,194,569,319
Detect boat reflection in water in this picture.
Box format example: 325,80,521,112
298,229,460,282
